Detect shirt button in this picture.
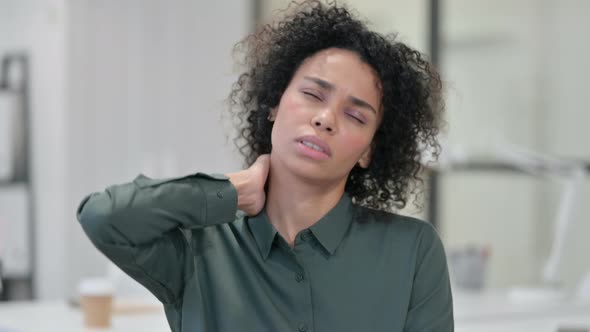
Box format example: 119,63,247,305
301,232,311,241
295,272,305,282
216,191,223,199
298,323,308,332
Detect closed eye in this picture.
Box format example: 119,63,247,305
303,91,322,101
347,113,365,124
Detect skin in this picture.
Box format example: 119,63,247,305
227,48,382,246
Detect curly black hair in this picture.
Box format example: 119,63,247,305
228,0,443,212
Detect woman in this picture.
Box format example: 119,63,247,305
77,1,453,331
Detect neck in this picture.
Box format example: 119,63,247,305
265,154,346,247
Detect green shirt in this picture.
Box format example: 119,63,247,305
77,172,453,332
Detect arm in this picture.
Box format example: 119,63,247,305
404,223,454,332
76,172,238,304
76,154,270,305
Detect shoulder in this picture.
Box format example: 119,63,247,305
351,204,444,255
353,204,436,237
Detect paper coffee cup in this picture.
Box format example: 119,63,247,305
78,278,114,328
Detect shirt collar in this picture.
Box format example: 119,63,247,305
247,210,278,261
246,192,355,260
309,192,354,255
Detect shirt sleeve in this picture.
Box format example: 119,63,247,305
76,172,238,305
404,222,454,332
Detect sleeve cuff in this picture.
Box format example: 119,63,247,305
194,172,238,225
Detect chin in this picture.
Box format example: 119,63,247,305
285,155,348,184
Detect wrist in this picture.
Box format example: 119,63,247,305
225,171,250,210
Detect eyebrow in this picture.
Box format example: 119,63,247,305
303,76,378,115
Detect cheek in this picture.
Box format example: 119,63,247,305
271,93,305,143
339,132,372,158
277,93,307,121
274,95,308,134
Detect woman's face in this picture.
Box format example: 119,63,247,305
269,47,382,185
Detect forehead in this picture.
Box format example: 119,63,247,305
292,48,381,103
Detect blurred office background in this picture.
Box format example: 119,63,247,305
0,0,589,329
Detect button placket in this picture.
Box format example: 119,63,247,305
290,248,313,332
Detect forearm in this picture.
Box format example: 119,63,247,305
77,172,238,247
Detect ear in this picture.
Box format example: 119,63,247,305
268,107,278,122
357,143,374,169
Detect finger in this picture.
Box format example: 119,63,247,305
256,154,270,164
252,154,270,170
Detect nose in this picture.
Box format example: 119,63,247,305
311,108,337,134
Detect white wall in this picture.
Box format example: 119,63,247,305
32,0,69,300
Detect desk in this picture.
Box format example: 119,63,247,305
457,315,590,332
454,290,590,332
0,300,168,332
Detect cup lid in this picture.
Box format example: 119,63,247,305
78,277,114,296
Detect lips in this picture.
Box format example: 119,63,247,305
295,135,332,157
